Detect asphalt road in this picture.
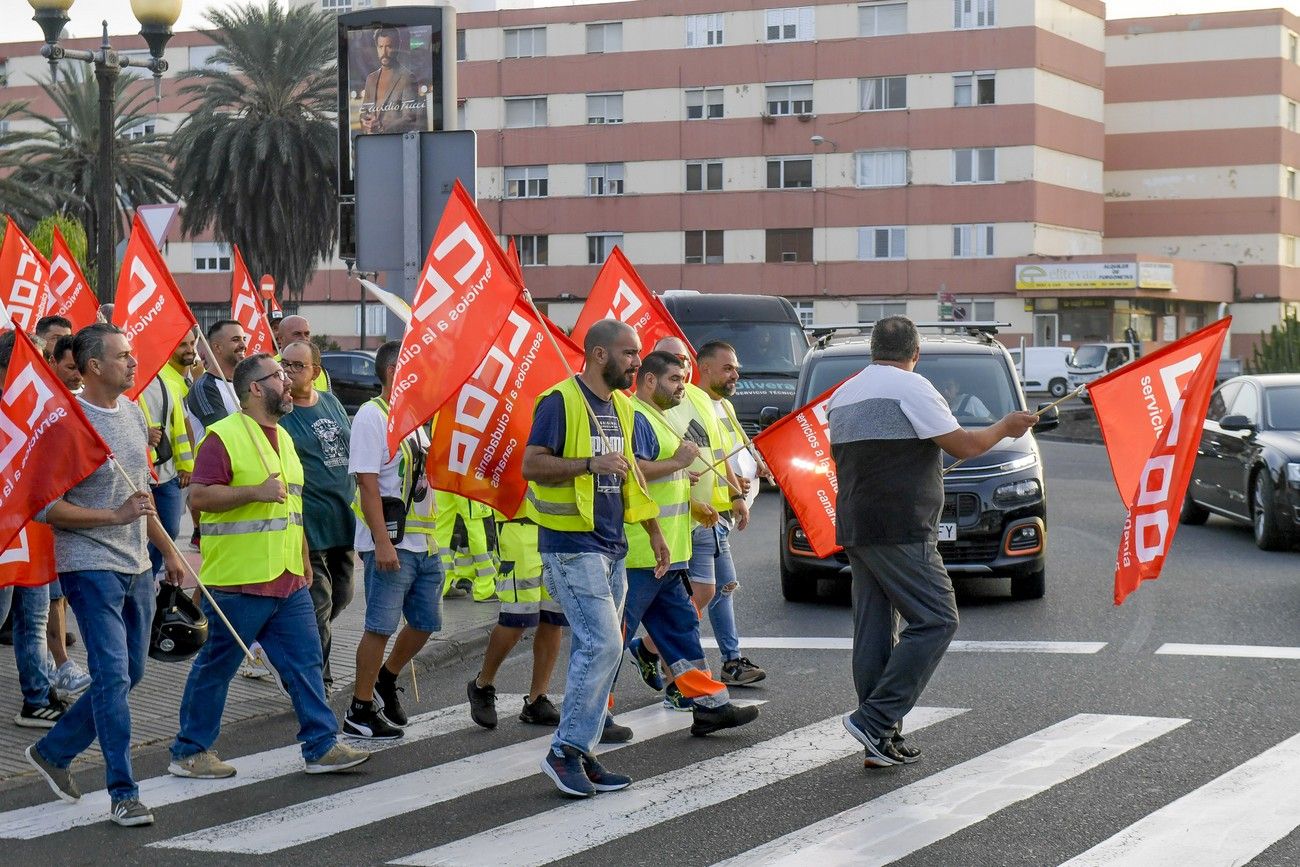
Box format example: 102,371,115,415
2,440,1299,865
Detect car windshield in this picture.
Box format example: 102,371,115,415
1264,385,1300,430
680,322,809,377
806,351,1022,425
1070,345,1107,368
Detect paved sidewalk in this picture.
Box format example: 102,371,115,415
0,540,499,784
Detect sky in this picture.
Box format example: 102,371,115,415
0,0,1296,39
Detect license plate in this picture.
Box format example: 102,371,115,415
938,522,957,541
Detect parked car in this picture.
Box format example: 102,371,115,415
319,350,382,415
774,327,1058,603
1070,342,1137,402
1180,373,1300,550
1008,346,1073,398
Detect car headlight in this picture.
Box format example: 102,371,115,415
1287,463,1300,486
993,478,1042,505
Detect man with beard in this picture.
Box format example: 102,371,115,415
524,320,670,798
361,27,420,134
169,353,369,779
185,320,247,557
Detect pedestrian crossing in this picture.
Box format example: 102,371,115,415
4,696,1300,865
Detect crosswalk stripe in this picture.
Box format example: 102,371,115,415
1155,643,1300,660
1060,731,1300,866
0,699,513,840
699,638,1106,654
713,713,1188,867
149,699,762,854
390,705,968,867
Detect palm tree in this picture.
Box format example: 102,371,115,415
170,0,338,300
0,102,55,226
10,66,175,269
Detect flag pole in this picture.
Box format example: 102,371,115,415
942,384,1088,476
634,394,745,497
108,457,257,665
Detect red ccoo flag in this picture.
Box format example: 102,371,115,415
504,236,525,285
385,180,524,457
571,247,696,360
0,524,56,590
112,213,198,400
0,217,52,333
46,227,100,330
426,298,583,516
230,247,276,355
0,328,112,557
1090,318,1231,604
751,381,846,559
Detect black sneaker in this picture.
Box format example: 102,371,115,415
15,693,67,728
892,730,921,764
690,702,760,736
842,713,904,767
581,752,632,792
721,657,767,686
467,678,497,729
374,676,408,727
627,637,664,691
519,694,560,726
540,744,595,797
599,715,633,744
343,700,404,740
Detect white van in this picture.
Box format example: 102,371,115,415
1007,346,1073,398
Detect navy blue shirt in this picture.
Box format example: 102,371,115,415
528,378,627,557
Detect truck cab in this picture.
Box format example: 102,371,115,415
1068,342,1137,398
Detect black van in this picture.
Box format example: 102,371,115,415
659,292,810,436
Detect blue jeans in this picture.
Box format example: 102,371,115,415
688,523,742,661
36,569,154,802
360,549,443,635
542,552,625,755
147,477,184,576
11,583,55,706
171,586,337,762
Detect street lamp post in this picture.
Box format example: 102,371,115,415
27,0,182,301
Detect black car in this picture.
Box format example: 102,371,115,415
1180,373,1300,550
320,350,382,415
774,328,1058,602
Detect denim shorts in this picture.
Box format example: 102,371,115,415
360,549,443,635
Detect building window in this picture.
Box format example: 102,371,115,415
686,160,723,192
1286,235,1297,267
860,76,906,111
766,7,814,41
188,45,226,70
356,304,387,337
504,26,546,58
790,300,815,326
457,29,466,62
954,72,995,106
321,0,350,11
685,230,724,264
858,301,907,322
859,2,906,36
952,298,996,321
766,82,814,116
686,13,724,47
457,103,466,129
856,150,908,187
504,165,548,199
1289,168,1297,199
122,117,157,140
766,228,813,263
953,0,996,29
0,59,8,87
1290,101,1298,132
686,87,724,120
953,224,995,257
767,157,813,189
858,226,906,260
587,162,625,196
588,233,623,264
954,147,996,183
193,242,232,272
505,97,547,128
586,93,624,124
1290,32,1298,63
586,22,622,53
511,234,548,266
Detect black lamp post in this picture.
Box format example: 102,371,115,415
27,0,182,301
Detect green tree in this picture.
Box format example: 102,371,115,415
1250,315,1300,373
9,66,175,276
29,213,90,271
170,0,338,301
0,102,54,226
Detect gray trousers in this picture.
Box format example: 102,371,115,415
846,538,959,741
308,546,356,688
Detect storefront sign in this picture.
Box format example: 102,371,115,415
1015,262,1175,291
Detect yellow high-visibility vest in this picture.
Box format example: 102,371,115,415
626,396,692,569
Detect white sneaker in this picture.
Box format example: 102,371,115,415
238,643,271,679
52,660,92,696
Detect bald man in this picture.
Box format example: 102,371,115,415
274,316,330,392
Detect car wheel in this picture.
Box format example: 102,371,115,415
1252,472,1291,551
779,544,819,603
1048,378,1068,399
1178,491,1210,526
1010,567,1045,600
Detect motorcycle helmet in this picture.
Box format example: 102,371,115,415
150,583,209,662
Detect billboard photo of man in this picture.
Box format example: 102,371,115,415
348,25,435,137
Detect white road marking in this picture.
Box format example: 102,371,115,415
1061,731,1300,867
390,706,968,866
700,637,1106,654
1155,643,1300,660
149,699,762,854
0,700,509,840
713,713,1188,867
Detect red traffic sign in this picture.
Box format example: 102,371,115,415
259,274,276,301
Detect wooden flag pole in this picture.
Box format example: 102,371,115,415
942,385,1087,476
633,393,745,497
